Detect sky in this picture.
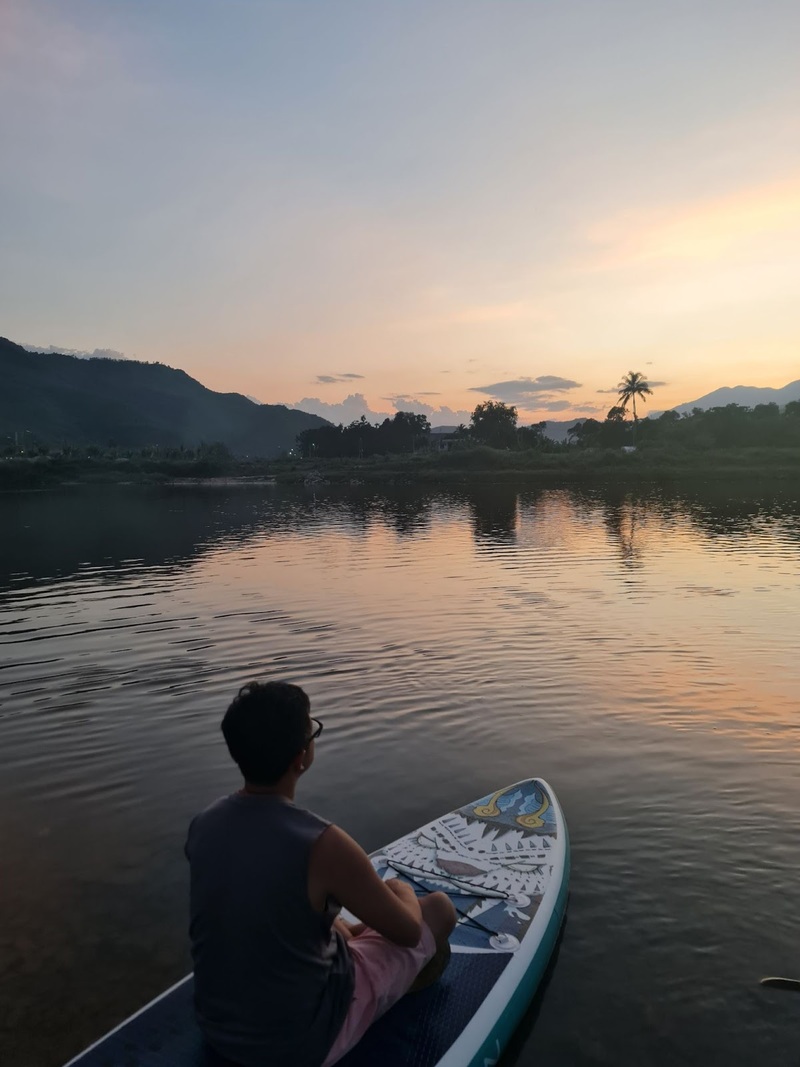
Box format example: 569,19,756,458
1,1,799,426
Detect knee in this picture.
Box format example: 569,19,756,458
423,891,457,935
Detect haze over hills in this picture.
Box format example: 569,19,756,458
0,338,328,457
22,343,129,361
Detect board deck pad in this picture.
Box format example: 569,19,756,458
65,779,568,1067
337,953,511,1067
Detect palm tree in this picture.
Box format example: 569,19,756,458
617,371,653,446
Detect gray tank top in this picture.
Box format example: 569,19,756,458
185,793,354,1067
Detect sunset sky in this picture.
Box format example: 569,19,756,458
1,1,799,425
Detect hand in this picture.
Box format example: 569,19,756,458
333,917,355,941
334,917,367,941
385,877,417,903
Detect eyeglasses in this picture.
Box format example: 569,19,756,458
306,718,323,745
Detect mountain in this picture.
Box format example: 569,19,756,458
541,419,581,443
545,380,800,438
430,419,581,443
0,338,328,456
672,380,800,414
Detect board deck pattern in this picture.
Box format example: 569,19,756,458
66,780,566,1067
371,780,559,953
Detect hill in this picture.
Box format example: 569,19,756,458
551,380,800,438
673,380,800,414
539,419,578,443
0,338,328,457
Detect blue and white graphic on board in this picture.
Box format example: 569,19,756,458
375,780,558,953
339,777,569,1067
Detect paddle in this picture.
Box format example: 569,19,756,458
760,977,800,992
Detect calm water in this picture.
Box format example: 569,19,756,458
2,483,800,1067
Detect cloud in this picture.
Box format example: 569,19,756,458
571,403,605,414
314,372,365,384
386,395,473,423
23,343,127,360
470,376,582,405
290,393,383,424
289,393,472,427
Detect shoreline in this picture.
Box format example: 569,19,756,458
1,443,799,493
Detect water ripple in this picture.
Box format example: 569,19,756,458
2,485,800,1066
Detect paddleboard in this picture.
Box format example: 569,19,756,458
64,778,569,1067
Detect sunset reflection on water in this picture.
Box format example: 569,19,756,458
2,484,800,1067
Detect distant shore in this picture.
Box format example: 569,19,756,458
2,445,799,493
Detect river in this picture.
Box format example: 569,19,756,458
2,483,800,1066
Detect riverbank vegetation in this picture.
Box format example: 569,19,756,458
3,437,799,492
3,385,799,491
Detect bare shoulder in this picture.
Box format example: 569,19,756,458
311,823,370,878
308,824,369,910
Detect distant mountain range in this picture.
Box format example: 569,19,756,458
6,335,798,452
0,338,328,457
671,380,800,414
540,380,800,441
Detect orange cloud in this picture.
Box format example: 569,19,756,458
587,175,800,267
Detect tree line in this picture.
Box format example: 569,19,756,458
1,439,234,462
297,411,432,458
571,400,800,450
296,403,552,458
295,372,657,457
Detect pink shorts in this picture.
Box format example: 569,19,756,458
321,923,437,1066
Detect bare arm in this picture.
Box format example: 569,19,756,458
310,825,423,948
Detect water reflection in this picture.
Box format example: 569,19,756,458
465,486,522,544
3,484,800,1067
1,488,268,592
330,488,435,539
4,485,800,597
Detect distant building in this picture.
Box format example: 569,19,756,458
429,425,460,451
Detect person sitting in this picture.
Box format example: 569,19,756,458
185,680,456,1067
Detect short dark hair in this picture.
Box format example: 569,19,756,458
221,681,311,785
